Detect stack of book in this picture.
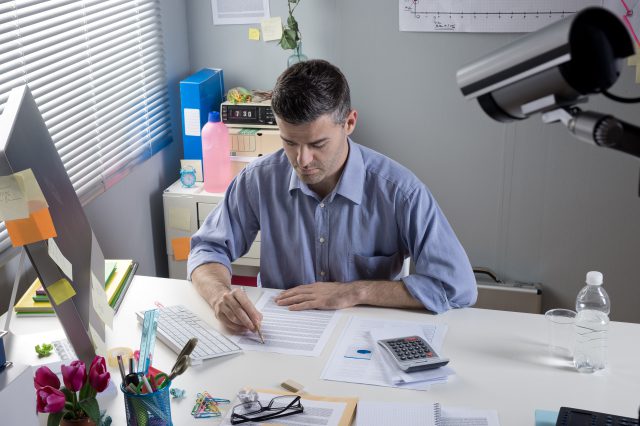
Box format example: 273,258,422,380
14,259,138,317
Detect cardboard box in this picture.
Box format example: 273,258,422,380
180,68,225,161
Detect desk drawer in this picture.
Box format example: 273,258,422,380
197,202,218,226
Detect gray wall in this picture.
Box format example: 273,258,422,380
185,0,640,322
0,0,190,313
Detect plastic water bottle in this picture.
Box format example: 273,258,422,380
202,111,231,193
573,271,610,373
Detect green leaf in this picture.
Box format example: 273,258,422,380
280,29,298,50
47,412,64,426
61,387,75,403
287,15,298,32
79,397,101,424
79,380,90,401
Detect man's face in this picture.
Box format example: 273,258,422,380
278,111,357,196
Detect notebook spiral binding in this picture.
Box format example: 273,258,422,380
434,402,443,426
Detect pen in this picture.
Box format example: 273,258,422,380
255,323,265,344
117,355,127,383
241,286,265,344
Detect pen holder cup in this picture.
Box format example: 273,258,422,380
121,381,173,426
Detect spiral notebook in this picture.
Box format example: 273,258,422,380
355,401,500,426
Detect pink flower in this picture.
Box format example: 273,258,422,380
61,360,86,392
88,356,110,392
34,365,60,390
36,386,65,413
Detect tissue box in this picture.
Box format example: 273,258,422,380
180,68,225,161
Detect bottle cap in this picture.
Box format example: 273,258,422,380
208,111,221,122
586,271,603,286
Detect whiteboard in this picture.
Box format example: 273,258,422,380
398,0,637,34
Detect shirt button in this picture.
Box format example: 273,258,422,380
319,237,325,243
320,271,325,276
319,203,325,208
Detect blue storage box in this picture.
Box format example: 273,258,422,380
180,68,225,161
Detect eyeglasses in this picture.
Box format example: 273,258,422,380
230,395,304,425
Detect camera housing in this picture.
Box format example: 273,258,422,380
456,8,634,122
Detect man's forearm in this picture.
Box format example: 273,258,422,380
351,280,425,309
191,263,232,307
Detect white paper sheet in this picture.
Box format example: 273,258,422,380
48,238,73,280
219,392,347,426
212,0,270,25
229,289,340,357
321,316,451,390
356,401,437,426
399,0,601,33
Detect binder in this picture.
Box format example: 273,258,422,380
180,68,225,161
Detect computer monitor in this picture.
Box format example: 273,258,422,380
0,85,104,365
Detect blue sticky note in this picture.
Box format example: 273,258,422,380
535,409,558,426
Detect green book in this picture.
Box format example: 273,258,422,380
31,261,119,302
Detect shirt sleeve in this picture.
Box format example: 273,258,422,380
187,169,260,280
399,185,477,313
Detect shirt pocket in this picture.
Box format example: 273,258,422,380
350,251,404,281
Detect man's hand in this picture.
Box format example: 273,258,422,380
275,282,360,310
191,263,263,333
213,288,263,333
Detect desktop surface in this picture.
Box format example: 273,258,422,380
6,275,640,425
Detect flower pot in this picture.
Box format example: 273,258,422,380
60,417,96,426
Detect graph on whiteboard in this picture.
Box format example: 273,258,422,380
400,0,640,39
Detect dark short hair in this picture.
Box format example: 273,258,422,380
271,59,351,125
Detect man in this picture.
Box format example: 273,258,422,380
189,60,476,333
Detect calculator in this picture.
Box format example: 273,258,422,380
556,407,639,426
377,336,449,373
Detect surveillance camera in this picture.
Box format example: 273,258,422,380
456,7,634,122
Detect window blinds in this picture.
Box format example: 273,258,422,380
0,0,172,257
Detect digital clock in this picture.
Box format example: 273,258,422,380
220,100,277,129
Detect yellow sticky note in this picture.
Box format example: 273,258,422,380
0,173,28,221
15,169,48,212
168,208,191,232
171,237,191,261
261,17,283,42
47,278,76,306
5,207,57,247
249,27,260,41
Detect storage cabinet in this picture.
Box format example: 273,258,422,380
163,180,260,280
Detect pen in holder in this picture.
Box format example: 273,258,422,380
121,380,173,426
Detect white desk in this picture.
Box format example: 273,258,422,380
6,275,640,425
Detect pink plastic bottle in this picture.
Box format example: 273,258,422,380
202,111,231,193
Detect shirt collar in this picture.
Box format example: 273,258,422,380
288,138,364,205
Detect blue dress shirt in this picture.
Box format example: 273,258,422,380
188,139,477,313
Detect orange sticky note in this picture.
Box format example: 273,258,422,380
172,237,191,261
5,207,57,247
48,278,76,306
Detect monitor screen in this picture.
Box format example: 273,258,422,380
0,85,104,365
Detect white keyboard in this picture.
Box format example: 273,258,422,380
136,305,242,363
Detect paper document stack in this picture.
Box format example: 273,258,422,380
321,316,454,390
